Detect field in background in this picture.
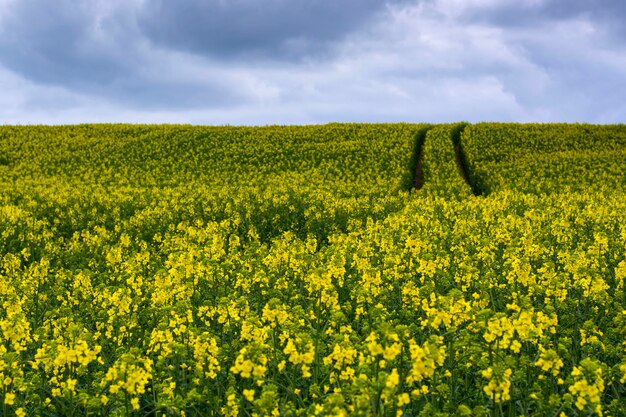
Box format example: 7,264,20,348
1,123,625,416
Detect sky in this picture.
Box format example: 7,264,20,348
1,0,625,125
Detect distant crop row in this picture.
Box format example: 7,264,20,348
0,124,421,191
1,124,626,416
0,124,424,245
461,123,626,195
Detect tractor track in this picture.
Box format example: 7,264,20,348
410,126,432,191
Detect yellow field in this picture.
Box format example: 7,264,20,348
1,124,625,416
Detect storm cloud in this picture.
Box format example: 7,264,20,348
136,0,405,60
0,0,625,124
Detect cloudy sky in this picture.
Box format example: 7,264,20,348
1,0,625,124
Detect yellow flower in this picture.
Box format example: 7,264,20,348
386,369,400,389
4,392,15,405
482,368,512,403
366,333,384,357
535,347,564,376
131,397,140,410
66,378,77,392
397,393,410,407
406,337,446,385
243,389,255,401
383,343,402,361
568,359,604,414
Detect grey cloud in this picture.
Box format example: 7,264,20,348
512,34,626,115
451,0,626,35
533,0,626,23
0,0,407,110
410,0,626,118
0,0,134,86
0,0,243,109
493,5,626,115
136,0,406,60
1,0,626,124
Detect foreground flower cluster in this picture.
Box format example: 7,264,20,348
1,124,625,416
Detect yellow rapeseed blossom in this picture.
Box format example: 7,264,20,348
406,336,446,385
482,368,512,403
568,359,605,416
243,389,255,401
1,124,626,416
535,347,564,376
4,392,15,405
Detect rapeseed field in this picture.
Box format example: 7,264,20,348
1,123,625,416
